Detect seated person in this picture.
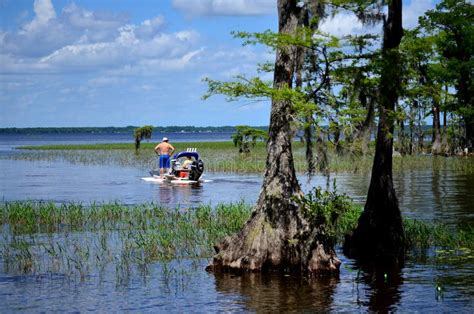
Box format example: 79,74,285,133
176,156,193,178
181,156,193,169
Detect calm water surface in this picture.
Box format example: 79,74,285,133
0,133,473,312
2,159,472,228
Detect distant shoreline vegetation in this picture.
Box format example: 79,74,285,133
0,126,269,135
0,125,436,136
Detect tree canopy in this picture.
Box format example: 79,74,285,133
134,125,153,151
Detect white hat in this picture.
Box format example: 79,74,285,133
162,137,169,142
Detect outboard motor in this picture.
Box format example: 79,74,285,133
189,159,204,181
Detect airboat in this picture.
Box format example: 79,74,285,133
142,148,205,184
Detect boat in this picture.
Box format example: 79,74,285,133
143,148,204,184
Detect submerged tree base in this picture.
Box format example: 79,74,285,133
205,210,341,276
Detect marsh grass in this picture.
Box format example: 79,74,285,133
404,219,474,250
0,201,252,283
12,141,474,173
2,201,473,285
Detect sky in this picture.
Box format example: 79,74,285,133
0,0,438,127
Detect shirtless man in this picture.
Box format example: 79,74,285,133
154,137,175,177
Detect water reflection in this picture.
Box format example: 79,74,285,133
392,170,474,228
213,272,339,312
156,183,203,206
353,259,404,313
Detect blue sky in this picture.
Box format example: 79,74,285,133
0,0,437,127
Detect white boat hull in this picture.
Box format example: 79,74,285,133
142,175,201,184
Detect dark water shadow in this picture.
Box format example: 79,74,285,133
352,257,405,313
212,272,339,312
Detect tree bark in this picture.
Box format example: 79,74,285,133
431,96,442,155
343,0,405,259
351,87,376,156
465,114,474,152
408,104,415,155
441,110,450,155
207,0,340,275
457,54,473,152
398,119,407,156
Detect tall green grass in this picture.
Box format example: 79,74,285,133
2,201,472,250
0,201,253,282
1,201,473,283
13,141,474,173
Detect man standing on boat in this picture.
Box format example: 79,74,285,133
154,137,175,178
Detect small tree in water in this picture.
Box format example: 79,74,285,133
134,125,153,152
231,126,268,153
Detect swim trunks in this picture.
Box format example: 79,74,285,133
159,155,170,168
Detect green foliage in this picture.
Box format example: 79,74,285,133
202,76,273,101
232,28,340,50
294,180,356,243
134,125,153,151
231,125,268,153
419,0,474,146
404,220,474,250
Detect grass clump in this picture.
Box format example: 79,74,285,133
294,180,362,244
294,185,474,252
404,219,474,250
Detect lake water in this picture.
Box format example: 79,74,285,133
0,133,473,312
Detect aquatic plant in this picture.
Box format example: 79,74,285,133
0,201,253,281
294,180,359,244
1,201,473,284
404,219,474,250
12,141,474,174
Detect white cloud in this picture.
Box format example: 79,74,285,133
21,0,56,33
63,3,123,31
1,2,127,58
0,53,53,74
319,1,437,37
0,1,203,75
0,1,275,127
127,47,205,73
319,13,367,37
403,0,436,29
136,16,165,38
172,0,275,16
35,30,202,73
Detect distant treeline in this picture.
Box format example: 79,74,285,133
0,126,269,135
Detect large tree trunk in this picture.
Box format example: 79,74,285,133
351,88,376,156
343,0,405,259
441,85,450,155
457,56,473,152
295,10,316,177
441,110,450,155
398,118,407,156
416,100,425,153
431,96,442,155
465,114,474,152
207,0,340,275
408,105,415,155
